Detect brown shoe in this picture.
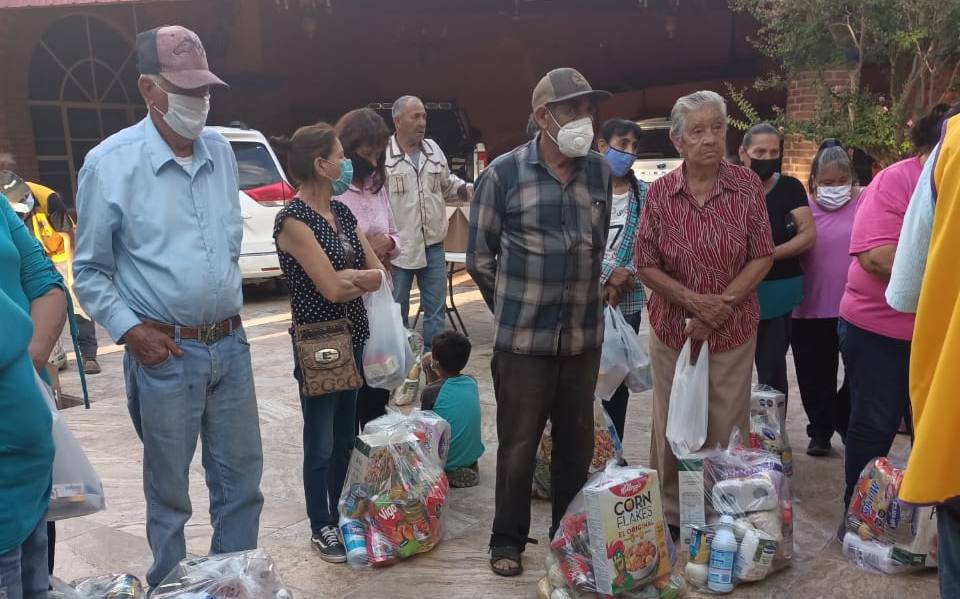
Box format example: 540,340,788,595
83,358,102,375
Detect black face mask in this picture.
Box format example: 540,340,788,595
347,151,376,182
748,157,781,181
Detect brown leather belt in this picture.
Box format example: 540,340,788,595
143,315,243,345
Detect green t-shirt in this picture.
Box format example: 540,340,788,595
0,200,56,553
421,375,484,470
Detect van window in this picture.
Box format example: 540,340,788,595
231,141,283,189
637,129,680,160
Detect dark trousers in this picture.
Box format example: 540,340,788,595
46,522,55,575
296,347,361,532
602,311,642,443
490,349,601,550
355,384,389,434
939,500,960,599
76,315,97,360
791,317,850,441
754,314,791,400
838,319,912,508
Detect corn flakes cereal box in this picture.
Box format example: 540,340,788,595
583,468,671,595
346,430,420,489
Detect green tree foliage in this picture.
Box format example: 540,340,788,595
731,0,960,164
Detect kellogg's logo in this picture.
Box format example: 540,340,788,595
612,475,649,498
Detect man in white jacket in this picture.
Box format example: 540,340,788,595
385,95,472,350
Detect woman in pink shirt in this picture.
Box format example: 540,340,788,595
791,141,860,458
334,108,401,432
838,104,950,517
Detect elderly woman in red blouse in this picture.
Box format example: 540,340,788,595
636,90,774,535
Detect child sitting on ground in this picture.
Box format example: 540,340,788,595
420,331,484,488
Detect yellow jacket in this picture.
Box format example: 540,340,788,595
25,182,72,263
901,116,960,504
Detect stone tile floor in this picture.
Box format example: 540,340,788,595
53,275,938,598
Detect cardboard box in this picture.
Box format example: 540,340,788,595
345,429,420,490
444,203,470,253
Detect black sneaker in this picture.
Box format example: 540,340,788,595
807,437,832,457
311,525,346,563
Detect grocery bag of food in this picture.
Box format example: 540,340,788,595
339,416,449,568
151,549,292,599
532,399,623,499
65,574,144,599
749,385,793,476
35,371,106,521
843,457,938,574
682,430,793,592
550,463,675,596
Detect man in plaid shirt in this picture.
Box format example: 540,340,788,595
467,67,612,578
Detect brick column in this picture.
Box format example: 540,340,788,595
782,68,853,189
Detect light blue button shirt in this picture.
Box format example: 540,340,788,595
73,118,243,341
887,143,938,314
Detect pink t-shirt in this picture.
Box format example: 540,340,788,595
838,157,920,340
792,195,859,319
337,181,400,261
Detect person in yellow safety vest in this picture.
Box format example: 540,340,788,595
0,171,102,375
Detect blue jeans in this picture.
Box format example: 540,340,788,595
124,328,264,586
393,243,447,350
939,500,960,599
294,348,361,532
0,513,48,599
837,319,912,508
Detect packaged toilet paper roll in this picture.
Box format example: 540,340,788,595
711,473,779,514
735,527,778,581
685,561,709,587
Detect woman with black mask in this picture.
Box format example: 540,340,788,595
738,123,816,402
334,108,400,432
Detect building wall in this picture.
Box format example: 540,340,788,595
0,0,769,187
782,68,853,188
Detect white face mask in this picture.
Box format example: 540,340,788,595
815,184,853,210
547,110,594,158
154,88,210,140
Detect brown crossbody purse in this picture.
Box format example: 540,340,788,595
292,209,363,396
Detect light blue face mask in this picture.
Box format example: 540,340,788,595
603,146,637,177
323,158,354,196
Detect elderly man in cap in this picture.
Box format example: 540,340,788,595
73,25,263,586
467,67,612,577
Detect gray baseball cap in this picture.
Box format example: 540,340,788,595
531,68,611,110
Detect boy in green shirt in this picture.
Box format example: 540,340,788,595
421,331,485,488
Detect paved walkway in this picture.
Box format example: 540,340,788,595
53,276,938,598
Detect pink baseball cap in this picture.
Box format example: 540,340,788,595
136,25,227,90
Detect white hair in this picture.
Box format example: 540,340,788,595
392,95,421,119
670,90,727,139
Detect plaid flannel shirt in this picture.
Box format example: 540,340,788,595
466,138,612,356
600,176,648,316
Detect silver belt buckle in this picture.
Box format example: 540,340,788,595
198,322,225,345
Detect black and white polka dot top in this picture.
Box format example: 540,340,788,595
273,198,370,351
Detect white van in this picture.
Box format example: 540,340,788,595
631,118,683,183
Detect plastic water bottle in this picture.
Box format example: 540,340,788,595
707,515,738,593
339,518,368,565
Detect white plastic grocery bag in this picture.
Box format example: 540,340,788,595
35,371,105,521
666,339,709,457
613,309,651,393
363,272,412,390
595,307,630,401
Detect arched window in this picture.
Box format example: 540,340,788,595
29,14,147,204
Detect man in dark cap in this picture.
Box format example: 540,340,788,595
467,67,613,577
73,25,263,586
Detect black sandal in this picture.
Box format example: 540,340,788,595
489,545,523,577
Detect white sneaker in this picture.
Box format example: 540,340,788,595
52,341,68,371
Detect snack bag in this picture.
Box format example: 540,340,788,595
550,463,674,596
844,457,938,573
748,385,793,476
151,549,292,599
532,400,623,499
338,416,449,568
